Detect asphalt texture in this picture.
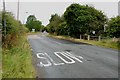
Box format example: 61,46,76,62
28,33,118,78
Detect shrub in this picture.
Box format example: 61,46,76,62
1,11,27,48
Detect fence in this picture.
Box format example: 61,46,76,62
79,35,120,42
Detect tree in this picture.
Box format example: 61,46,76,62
26,15,42,31
56,21,69,35
26,15,36,23
47,14,62,34
0,12,2,29
64,3,107,37
107,16,120,38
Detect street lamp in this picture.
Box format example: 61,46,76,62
23,12,28,24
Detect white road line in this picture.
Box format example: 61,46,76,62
36,52,84,67
45,53,64,66
54,52,75,64
36,53,52,67
63,51,83,63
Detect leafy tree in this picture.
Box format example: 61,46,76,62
56,21,69,35
47,14,62,34
0,11,2,27
64,3,107,37
107,16,120,38
26,15,36,23
26,15,42,31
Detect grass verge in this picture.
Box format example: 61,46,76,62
2,34,35,78
27,32,40,35
48,34,119,50
0,47,2,80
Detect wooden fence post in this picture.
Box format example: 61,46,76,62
80,34,82,39
88,35,90,41
99,36,101,41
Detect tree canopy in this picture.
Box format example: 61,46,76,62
47,14,62,33
26,15,42,31
64,3,107,37
107,16,120,38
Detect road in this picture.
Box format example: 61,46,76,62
28,34,118,78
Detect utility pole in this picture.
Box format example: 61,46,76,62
17,0,19,20
3,0,6,38
118,1,120,16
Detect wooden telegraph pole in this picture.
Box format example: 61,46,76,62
17,0,19,20
3,0,6,38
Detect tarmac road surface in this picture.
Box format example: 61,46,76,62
28,34,118,78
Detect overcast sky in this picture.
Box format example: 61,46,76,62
0,0,119,25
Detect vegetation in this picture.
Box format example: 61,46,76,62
45,3,119,49
1,3,120,78
1,11,35,78
26,15,43,31
2,34,35,78
47,14,63,34
64,4,107,37
49,34,119,50
0,21,1,79
0,48,1,80
107,16,120,38
46,3,120,39
46,3,108,38
2,12,28,48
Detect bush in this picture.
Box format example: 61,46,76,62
107,16,120,38
1,11,27,48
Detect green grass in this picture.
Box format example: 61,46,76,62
2,34,35,78
27,32,40,35
48,34,119,50
0,47,2,79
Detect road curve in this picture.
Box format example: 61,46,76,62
28,34,118,78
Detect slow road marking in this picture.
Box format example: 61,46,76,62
36,51,83,67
